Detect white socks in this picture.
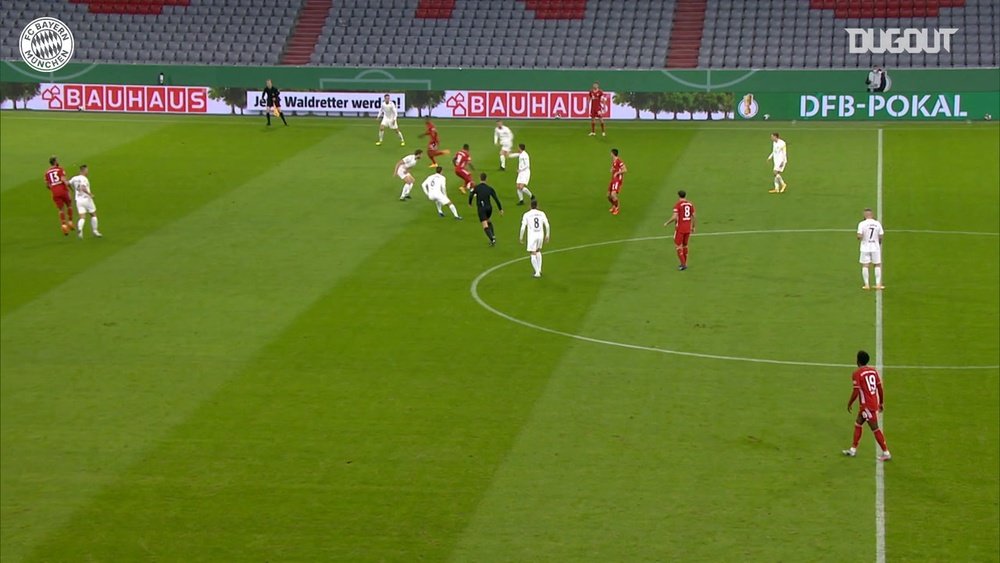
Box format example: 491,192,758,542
378,129,385,142
448,203,459,217
500,154,506,168
774,175,781,188
530,253,542,275
862,268,870,286
520,186,533,200
77,218,85,233
400,183,413,198
77,217,100,236
875,266,882,286
397,130,405,142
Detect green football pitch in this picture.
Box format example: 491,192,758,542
1,112,997,562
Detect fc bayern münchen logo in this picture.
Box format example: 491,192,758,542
19,17,75,72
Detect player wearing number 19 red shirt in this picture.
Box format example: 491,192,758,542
843,350,892,461
588,82,606,136
44,156,74,235
664,190,695,271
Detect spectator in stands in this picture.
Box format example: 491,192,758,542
158,72,165,85
866,67,887,93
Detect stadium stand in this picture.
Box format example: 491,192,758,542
0,0,303,66
0,0,996,69
698,0,998,68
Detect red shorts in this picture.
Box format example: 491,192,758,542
608,179,622,194
590,106,602,119
455,169,472,184
51,189,71,209
860,407,880,423
674,231,691,246
428,142,439,151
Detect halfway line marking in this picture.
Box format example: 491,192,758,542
875,127,886,563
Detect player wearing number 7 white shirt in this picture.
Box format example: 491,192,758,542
509,143,534,205
767,132,788,193
376,94,405,147
519,199,550,278
421,166,462,220
67,164,102,239
857,208,884,290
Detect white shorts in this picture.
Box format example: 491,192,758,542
773,159,786,173
76,197,96,214
516,170,531,185
499,142,513,152
429,194,451,205
396,167,411,180
860,250,882,265
526,235,544,252
381,117,398,129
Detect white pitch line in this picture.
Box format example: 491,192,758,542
875,127,886,563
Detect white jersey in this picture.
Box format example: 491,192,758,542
379,100,398,121
421,173,447,200
858,218,884,252
520,209,550,238
770,139,787,163
399,154,418,171
68,175,92,200
511,150,530,172
494,126,514,147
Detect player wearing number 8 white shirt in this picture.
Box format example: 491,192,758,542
519,199,550,278
393,149,423,200
767,132,788,193
494,120,514,170
509,143,535,205
421,166,462,220
857,208,884,290
67,164,102,239
376,94,405,147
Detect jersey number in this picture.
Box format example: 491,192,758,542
47,170,60,185
864,374,878,395
533,217,540,229
682,206,692,219
868,227,877,241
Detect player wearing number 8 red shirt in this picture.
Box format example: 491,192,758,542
664,190,695,271
44,156,74,235
588,82,606,137
843,350,892,461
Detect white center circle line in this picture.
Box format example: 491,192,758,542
470,228,1000,370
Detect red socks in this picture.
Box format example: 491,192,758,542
853,424,864,448
873,429,888,451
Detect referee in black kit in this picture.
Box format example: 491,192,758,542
262,79,288,126
468,172,503,246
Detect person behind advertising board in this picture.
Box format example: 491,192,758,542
866,66,887,93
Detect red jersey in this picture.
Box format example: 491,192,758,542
454,149,471,171
588,88,604,110
425,122,439,145
611,157,625,179
45,165,68,192
673,200,695,233
852,367,883,411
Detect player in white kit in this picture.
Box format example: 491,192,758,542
376,94,405,147
494,120,514,170
393,149,423,200
519,199,550,278
767,132,788,193
857,208,884,290
67,164,102,239
421,166,462,220
508,143,534,205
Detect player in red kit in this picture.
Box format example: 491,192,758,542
453,143,475,194
843,350,892,461
419,120,450,167
607,148,626,215
588,82,606,136
44,156,74,235
664,190,696,270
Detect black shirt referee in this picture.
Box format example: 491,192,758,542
468,172,503,246
262,79,288,126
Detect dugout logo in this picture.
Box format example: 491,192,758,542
19,17,74,72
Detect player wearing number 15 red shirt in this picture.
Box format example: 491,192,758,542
44,156,74,235
588,82,606,137
664,190,695,271
843,350,892,461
